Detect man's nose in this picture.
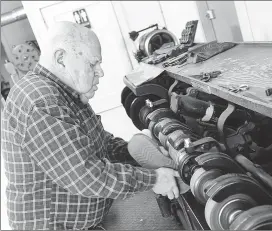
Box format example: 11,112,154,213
95,65,104,78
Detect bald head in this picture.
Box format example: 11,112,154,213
39,21,104,103
41,21,101,59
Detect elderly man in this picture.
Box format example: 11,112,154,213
2,21,179,230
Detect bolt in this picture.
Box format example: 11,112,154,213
145,99,153,108
184,138,191,148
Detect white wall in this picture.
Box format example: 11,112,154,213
115,1,206,52
159,1,206,43
235,1,272,41
22,1,206,69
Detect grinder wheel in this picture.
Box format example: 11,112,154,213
124,92,137,117
195,152,243,174
130,95,160,130
229,205,272,230
205,193,257,230
190,168,223,205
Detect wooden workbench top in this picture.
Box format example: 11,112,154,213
156,43,272,118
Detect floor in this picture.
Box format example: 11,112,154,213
1,106,182,230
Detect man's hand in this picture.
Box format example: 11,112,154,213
152,167,180,200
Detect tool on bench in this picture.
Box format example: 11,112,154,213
265,88,272,96
190,71,222,82
218,84,249,93
162,53,188,67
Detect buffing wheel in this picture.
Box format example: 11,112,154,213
124,92,137,117
190,168,223,205
121,86,132,106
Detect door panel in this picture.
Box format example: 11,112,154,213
206,1,243,42
40,1,133,113
197,1,243,42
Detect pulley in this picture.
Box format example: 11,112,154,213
190,168,223,205
205,173,272,205
205,193,257,230
230,205,272,230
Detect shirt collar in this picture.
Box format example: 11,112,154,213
33,63,80,100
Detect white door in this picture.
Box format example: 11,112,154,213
196,1,243,42
22,1,133,113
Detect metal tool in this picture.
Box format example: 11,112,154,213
190,71,222,82
265,88,272,96
162,53,188,67
218,84,249,93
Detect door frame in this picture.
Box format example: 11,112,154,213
195,1,217,42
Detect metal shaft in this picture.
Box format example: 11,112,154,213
235,154,272,192
1,7,27,27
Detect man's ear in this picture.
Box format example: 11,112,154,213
54,49,66,68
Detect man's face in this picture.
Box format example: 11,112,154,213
62,38,104,103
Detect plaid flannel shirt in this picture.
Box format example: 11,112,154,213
1,64,157,230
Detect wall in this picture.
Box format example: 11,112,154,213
235,1,272,41
159,1,206,43
114,1,206,58
22,1,206,70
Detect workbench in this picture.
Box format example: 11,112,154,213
154,43,272,118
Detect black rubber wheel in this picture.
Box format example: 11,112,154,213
130,96,150,130
124,92,137,118
121,86,132,106
130,95,160,130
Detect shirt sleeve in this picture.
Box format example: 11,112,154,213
22,99,157,199
104,130,141,166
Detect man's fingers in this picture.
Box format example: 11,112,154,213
167,191,174,200
173,186,179,198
